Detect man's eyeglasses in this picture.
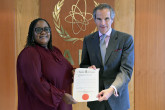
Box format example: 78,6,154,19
34,27,51,34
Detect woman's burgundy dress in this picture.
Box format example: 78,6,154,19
17,45,73,110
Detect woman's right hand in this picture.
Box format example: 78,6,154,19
62,93,77,104
88,65,96,69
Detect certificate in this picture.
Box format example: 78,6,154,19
73,68,99,102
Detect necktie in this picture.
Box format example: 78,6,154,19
100,34,107,65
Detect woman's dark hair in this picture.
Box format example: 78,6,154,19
25,18,53,50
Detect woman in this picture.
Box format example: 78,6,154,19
17,18,76,110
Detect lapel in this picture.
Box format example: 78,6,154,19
104,29,118,64
91,31,102,64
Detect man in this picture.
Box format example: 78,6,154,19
80,3,134,110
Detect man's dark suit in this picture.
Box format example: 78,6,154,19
80,29,134,110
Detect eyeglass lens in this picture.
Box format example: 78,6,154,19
35,27,51,34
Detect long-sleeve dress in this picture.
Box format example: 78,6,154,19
17,45,73,110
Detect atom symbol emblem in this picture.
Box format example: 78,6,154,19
52,0,99,44
65,0,93,35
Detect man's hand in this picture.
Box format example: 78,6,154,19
97,87,114,101
88,65,96,69
62,93,77,104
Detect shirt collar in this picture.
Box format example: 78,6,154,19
99,28,112,37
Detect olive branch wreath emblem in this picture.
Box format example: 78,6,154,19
52,0,99,44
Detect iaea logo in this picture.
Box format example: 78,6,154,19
52,0,99,44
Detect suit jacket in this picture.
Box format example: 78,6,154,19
80,29,134,110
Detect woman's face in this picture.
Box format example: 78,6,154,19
34,20,51,48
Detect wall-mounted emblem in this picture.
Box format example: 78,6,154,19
53,0,99,44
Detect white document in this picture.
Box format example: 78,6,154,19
73,68,99,102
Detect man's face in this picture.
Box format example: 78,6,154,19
95,8,113,34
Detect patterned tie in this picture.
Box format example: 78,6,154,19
100,34,107,65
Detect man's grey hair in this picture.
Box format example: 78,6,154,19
93,3,115,20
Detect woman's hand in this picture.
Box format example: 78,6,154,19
88,65,96,69
72,69,75,76
62,93,77,104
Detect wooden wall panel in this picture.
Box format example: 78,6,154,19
135,0,165,110
16,0,39,55
0,1,17,110
114,0,135,110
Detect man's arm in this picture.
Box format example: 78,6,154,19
112,35,134,95
98,35,134,100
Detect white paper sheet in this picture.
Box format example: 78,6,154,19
73,68,99,102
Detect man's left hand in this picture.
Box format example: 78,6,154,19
97,87,114,101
